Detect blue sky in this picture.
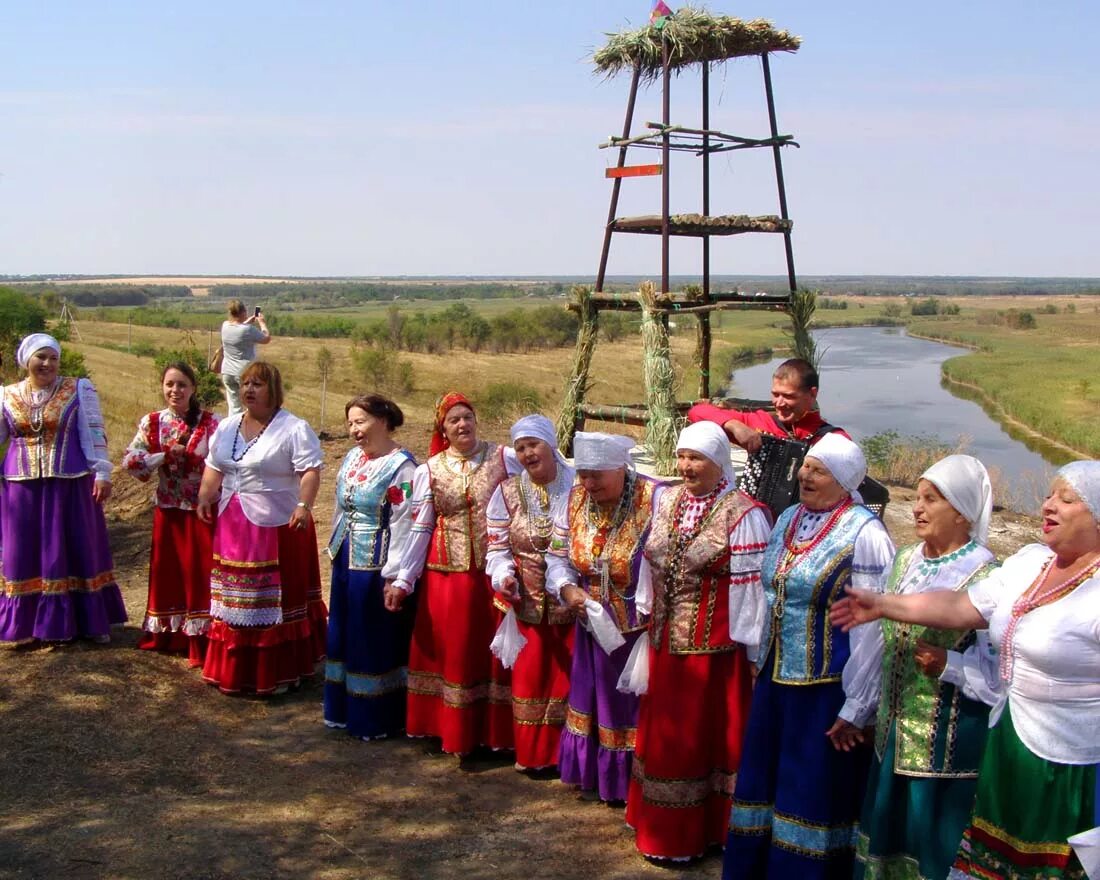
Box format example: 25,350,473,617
1,1,1097,277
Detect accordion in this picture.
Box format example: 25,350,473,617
737,433,889,522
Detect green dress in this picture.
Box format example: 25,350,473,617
856,541,996,880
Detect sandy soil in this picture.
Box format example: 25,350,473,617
0,435,1040,880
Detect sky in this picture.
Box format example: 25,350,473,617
1,1,1098,278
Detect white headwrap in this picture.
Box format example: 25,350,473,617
1056,460,1100,523
573,431,634,471
676,421,735,484
920,454,993,546
510,414,569,468
805,432,867,503
17,333,61,369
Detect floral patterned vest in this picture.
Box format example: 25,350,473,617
645,486,761,654
327,448,415,571
566,476,655,634
425,443,506,573
2,378,89,480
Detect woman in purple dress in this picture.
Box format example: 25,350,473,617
0,333,127,643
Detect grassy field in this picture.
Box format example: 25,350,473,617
69,292,1100,462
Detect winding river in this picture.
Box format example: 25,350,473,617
725,327,1060,513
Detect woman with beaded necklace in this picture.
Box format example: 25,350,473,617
546,430,656,803
835,461,1100,880
723,432,895,880
196,361,326,695
323,394,417,740
626,422,772,862
386,392,516,757
485,414,577,773
854,454,998,880
0,333,127,643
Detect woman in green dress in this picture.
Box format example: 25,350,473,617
855,455,998,880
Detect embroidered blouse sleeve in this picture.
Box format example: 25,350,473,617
545,488,580,601
485,483,516,590
728,505,772,661
75,378,113,481
380,457,418,581
391,462,435,593
121,413,165,481
839,517,896,727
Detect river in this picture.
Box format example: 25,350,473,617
725,327,1060,513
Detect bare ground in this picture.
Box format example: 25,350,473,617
0,434,1039,880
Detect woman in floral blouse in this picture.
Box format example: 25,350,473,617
123,362,219,665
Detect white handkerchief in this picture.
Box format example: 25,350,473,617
583,599,626,655
616,634,650,695
1069,827,1100,879
489,607,527,669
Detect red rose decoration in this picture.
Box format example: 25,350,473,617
386,486,405,504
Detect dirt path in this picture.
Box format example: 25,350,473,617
0,433,1041,880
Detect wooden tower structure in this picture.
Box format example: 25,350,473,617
557,11,802,472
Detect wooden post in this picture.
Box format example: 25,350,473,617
557,286,599,455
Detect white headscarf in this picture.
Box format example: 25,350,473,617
920,454,993,546
510,414,569,467
805,432,867,503
17,333,61,369
676,421,735,484
1056,460,1100,523
573,431,634,471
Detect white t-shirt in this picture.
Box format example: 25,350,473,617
220,321,266,377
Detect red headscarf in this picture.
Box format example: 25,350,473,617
430,391,475,456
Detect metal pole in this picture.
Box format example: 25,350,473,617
762,53,798,293
595,66,642,293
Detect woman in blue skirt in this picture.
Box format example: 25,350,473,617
323,394,417,740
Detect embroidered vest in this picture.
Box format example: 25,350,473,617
876,543,995,777
566,477,654,634
2,378,89,480
327,448,415,571
760,503,876,685
425,444,506,573
494,477,573,626
645,487,761,654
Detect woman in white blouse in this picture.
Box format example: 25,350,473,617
835,460,1100,880
196,361,326,695
723,433,895,880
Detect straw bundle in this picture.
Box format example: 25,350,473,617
556,285,599,454
639,281,682,475
592,8,800,82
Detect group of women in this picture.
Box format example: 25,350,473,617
1,329,1097,879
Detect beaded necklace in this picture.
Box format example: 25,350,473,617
231,409,278,462
999,554,1100,682
771,498,852,621
23,379,61,434
662,480,728,598
584,468,638,600
519,465,570,551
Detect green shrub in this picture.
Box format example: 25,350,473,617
153,348,224,409
478,381,542,425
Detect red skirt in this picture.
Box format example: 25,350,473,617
201,500,327,695
626,638,753,860
512,617,573,769
137,506,214,667
406,565,512,755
